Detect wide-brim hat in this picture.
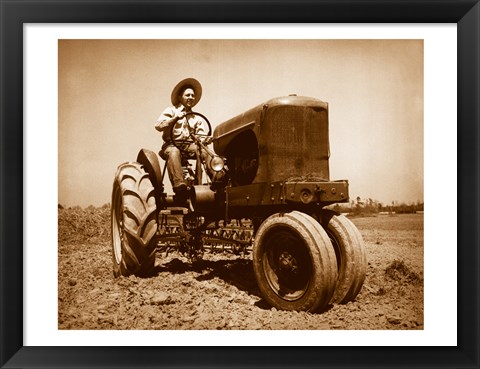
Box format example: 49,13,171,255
171,78,202,107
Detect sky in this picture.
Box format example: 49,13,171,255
58,39,423,208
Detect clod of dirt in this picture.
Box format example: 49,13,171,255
385,260,422,284
387,315,402,324
150,292,173,305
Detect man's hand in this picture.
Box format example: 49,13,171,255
173,107,186,121
202,136,214,145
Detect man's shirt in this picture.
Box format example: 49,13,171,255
155,105,208,144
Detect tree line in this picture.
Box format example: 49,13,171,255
330,197,424,215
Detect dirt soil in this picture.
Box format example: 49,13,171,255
58,211,423,330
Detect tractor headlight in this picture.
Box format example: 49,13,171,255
210,156,225,172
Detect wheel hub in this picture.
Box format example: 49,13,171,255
278,251,298,273
261,229,312,302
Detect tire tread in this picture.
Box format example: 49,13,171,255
111,162,157,277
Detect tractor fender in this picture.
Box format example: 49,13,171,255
136,149,164,202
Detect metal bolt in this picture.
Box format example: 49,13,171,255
331,187,336,194
271,183,275,188
290,193,295,198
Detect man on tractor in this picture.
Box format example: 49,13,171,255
155,78,223,199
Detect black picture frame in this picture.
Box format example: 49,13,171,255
1,1,479,368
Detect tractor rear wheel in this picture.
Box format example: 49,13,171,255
111,162,158,277
319,210,367,304
253,211,337,312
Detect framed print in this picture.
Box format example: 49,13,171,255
1,1,479,368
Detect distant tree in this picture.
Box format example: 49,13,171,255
415,201,424,212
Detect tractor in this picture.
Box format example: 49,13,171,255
111,95,367,312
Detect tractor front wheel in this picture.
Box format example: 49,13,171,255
111,162,158,277
253,211,338,312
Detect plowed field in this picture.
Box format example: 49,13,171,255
58,210,423,330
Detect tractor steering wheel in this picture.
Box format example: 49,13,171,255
170,112,212,155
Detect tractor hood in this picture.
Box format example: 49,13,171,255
213,96,330,184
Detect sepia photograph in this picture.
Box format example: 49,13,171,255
58,38,424,331
0,0,476,363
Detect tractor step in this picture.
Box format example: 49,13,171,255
159,207,189,215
